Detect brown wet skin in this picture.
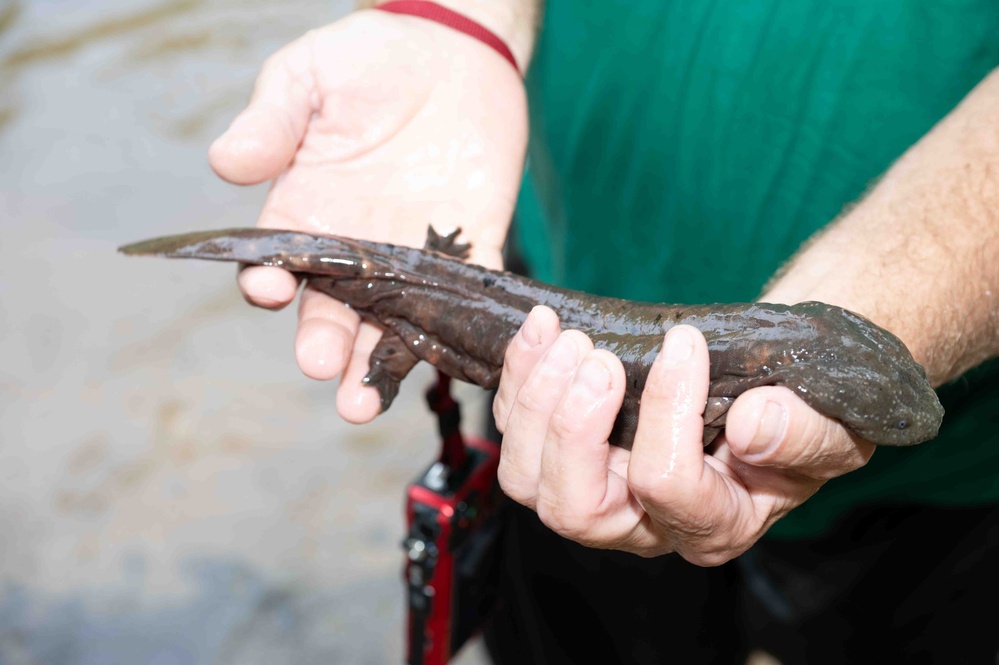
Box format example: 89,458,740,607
119,227,945,448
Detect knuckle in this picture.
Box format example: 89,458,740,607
260,46,290,76
546,406,586,441
633,544,673,559
496,457,517,492
674,533,746,567
514,383,555,416
686,548,738,567
535,495,591,540
491,394,510,432
533,497,559,529
781,415,852,475
496,459,534,505
798,412,835,457
627,468,665,502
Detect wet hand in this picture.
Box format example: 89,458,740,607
208,10,526,422
492,306,874,564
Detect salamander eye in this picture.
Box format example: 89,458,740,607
897,419,909,430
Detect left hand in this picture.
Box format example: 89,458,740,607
492,306,875,565
206,11,526,423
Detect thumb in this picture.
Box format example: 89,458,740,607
209,38,316,185
725,386,874,478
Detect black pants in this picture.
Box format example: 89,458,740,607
482,500,999,664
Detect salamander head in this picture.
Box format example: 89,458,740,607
788,303,944,446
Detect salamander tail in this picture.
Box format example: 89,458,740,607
119,228,379,277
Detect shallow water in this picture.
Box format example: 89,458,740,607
0,1,490,662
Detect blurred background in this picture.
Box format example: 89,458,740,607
0,1,492,662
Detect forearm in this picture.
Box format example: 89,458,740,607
764,68,999,387
356,0,544,70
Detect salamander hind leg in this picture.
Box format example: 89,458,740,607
382,317,500,389
424,226,471,259
364,331,421,412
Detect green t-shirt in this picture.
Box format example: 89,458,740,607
516,0,999,538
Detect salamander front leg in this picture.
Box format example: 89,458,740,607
424,226,471,259
703,396,734,446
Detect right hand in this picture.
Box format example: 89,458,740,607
492,307,874,564
208,9,527,422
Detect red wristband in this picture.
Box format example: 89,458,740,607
375,1,520,75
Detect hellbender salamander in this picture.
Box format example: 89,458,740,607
120,227,944,448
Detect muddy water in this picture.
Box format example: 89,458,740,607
0,2,490,662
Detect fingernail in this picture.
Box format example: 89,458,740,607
749,401,787,456
662,327,694,366
544,334,578,372
571,357,611,398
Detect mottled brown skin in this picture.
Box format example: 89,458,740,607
120,227,944,448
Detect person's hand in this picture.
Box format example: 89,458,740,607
492,306,875,564
208,10,527,422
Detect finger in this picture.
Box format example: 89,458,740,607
209,37,316,185
627,325,715,513
724,386,875,477
335,322,386,424
496,330,591,509
492,306,562,433
295,285,361,380
237,265,301,311
535,350,640,544
235,194,310,310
